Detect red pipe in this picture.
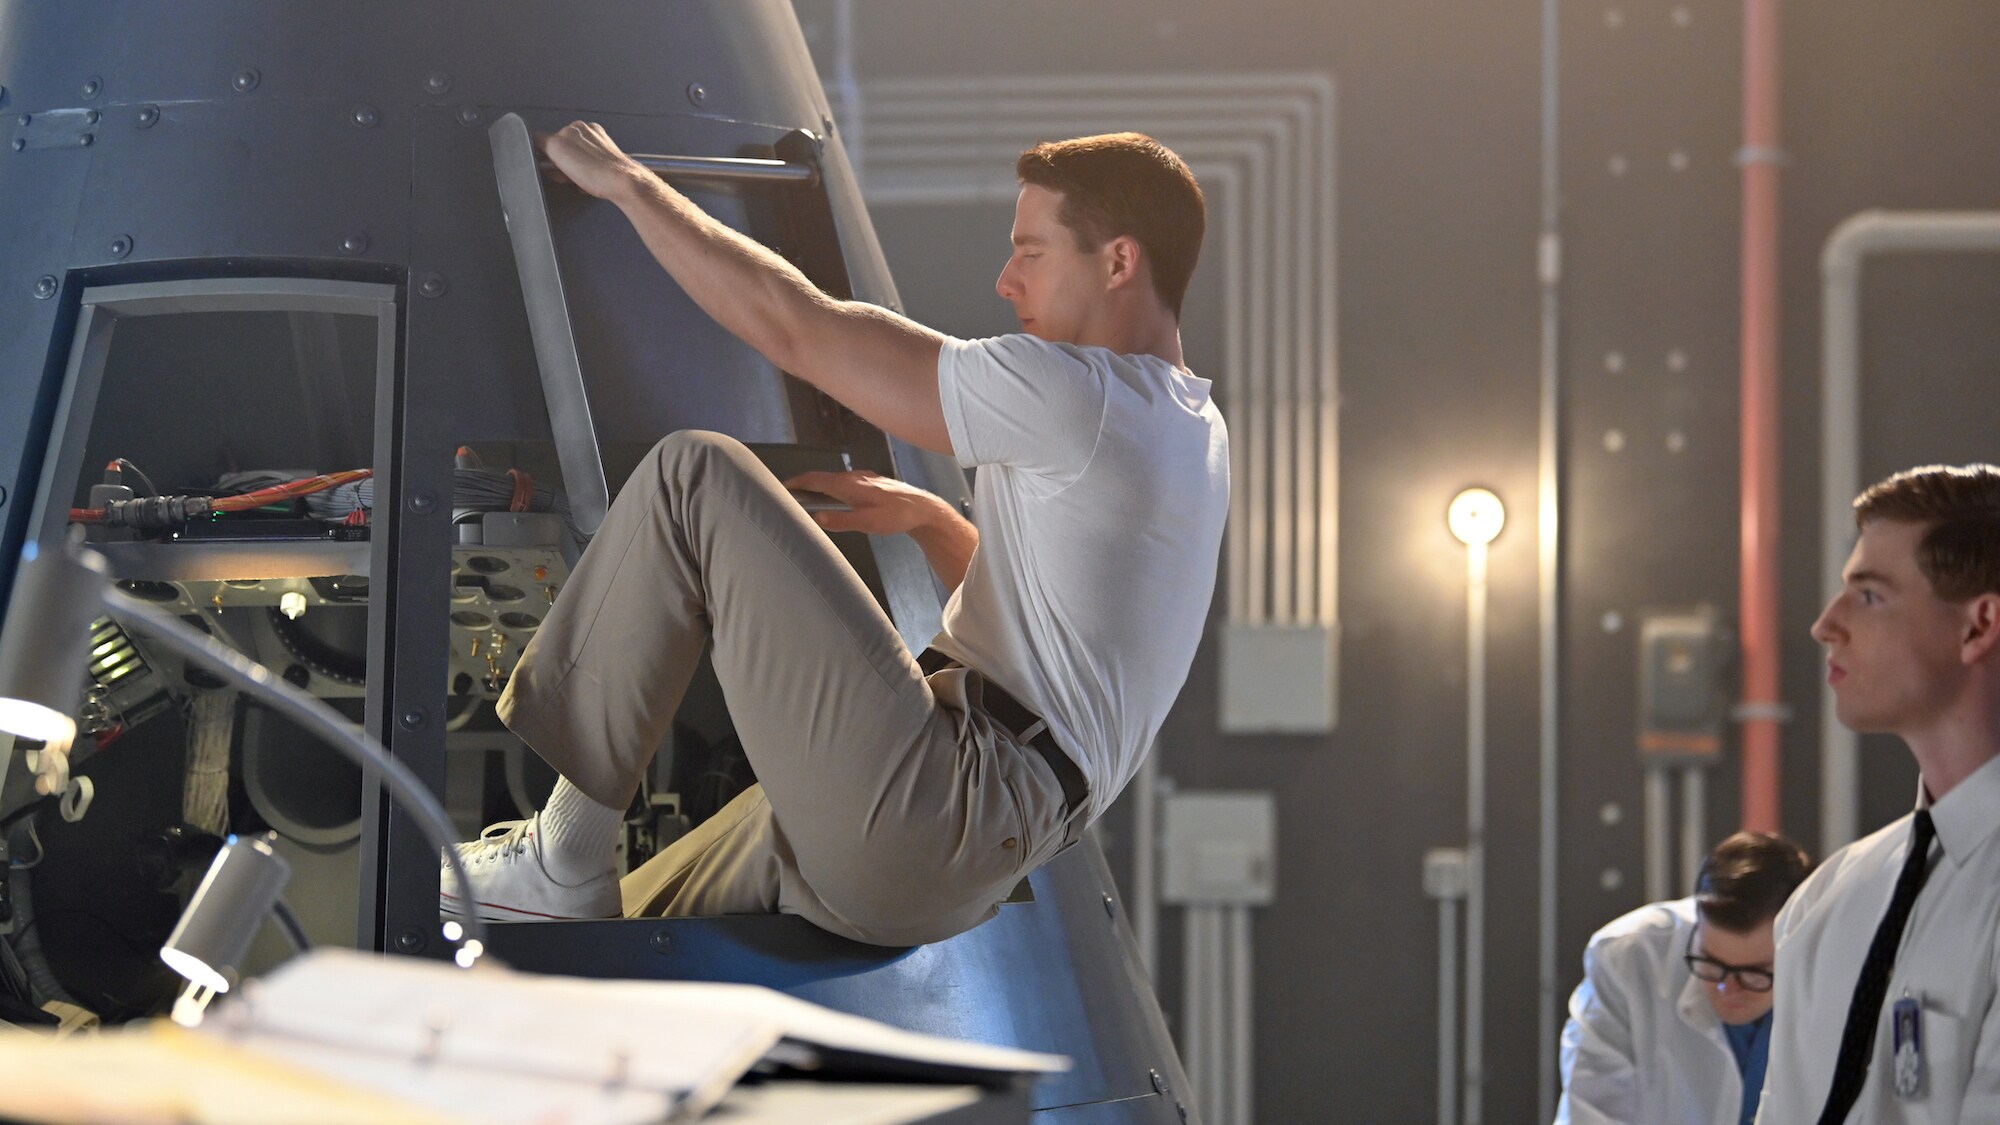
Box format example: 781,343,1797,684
1739,0,1783,833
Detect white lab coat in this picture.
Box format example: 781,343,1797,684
1555,898,1750,1125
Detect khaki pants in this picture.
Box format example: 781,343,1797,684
496,431,1082,946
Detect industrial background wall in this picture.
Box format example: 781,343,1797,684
790,0,2000,1120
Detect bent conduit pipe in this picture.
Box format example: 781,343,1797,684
1819,210,2000,853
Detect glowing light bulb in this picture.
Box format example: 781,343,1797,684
1448,488,1505,546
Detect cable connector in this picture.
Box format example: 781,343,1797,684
100,495,214,531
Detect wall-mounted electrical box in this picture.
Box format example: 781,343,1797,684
1219,621,1338,734
1422,847,1469,902
1637,606,1728,762
1160,790,1278,907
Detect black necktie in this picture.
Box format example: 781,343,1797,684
1815,809,1937,1124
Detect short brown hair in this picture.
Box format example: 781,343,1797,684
1695,832,1811,932
1016,132,1206,318
1853,464,2000,601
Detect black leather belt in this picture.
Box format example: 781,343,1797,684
918,647,1089,817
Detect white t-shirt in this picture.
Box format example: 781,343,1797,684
934,334,1229,821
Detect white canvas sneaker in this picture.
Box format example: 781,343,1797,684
438,815,620,922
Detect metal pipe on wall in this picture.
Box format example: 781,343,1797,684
1182,906,1206,1117
1463,537,1490,1125
1535,0,1565,1113
1644,768,1672,903
1314,86,1339,630
1133,748,1162,980
1643,767,1705,898
1203,910,1222,1125
830,0,862,186
1737,0,1785,835
1175,898,1256,1124
1818,209,2000,852
1230,906,1253,1125
1438,893,1461,1125
1680,767,1705,894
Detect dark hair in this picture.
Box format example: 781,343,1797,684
1853,464,2000,602
1015,132,1206,319
1695,832,1811,932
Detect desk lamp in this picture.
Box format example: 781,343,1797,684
159,832,294,1024
0,540,490,1024
0,541,95,749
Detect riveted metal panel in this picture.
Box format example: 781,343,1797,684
67,100,412,268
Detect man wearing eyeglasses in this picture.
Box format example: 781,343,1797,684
1556,831,1812,1125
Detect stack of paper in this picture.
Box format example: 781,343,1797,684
193,948,1068,1124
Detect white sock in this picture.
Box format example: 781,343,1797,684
535,778,621,885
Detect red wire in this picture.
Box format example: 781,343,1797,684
507,468,534,512
68,468,373,524
210,468,373,512
71,461,123,522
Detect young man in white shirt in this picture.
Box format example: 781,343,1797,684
438,125,1230,947
1557,831,1811,1125
1756,464,2000,1123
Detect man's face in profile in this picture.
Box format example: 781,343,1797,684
1691,918,1777,1025
994,184,1108,345
1811,518,1968,736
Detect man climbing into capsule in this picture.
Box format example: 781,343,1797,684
441,122,1230,946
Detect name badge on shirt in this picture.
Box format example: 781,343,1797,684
1892,992,1926,1100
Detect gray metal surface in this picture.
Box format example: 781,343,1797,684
0,2,1185,1117
489,839,1195,1124
716,1083,1032,1124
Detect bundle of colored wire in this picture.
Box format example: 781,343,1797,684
182,691,233,837
69,469,372,528
209,469,373,512
450,468,568,518
302,469,570,524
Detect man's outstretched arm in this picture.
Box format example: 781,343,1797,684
541,122,953,455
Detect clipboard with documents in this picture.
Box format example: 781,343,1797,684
0,948,1068,1125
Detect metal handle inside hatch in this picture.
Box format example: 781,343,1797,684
629,152,816,185
487,114,820,537
488,112,611,537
